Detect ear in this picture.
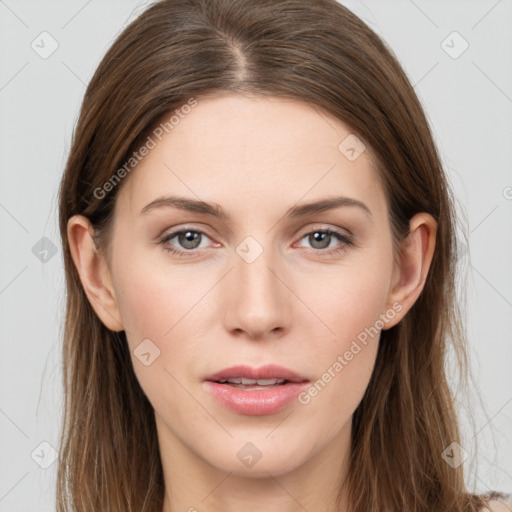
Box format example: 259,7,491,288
383,212,437,329
67,215,124,332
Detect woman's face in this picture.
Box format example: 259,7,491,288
98,94,405,476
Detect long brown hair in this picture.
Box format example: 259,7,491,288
57,0,505,510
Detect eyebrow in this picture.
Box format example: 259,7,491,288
139,194,372,220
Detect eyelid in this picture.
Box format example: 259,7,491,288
157,226,217,247
294,223,353,239
157,224,216,241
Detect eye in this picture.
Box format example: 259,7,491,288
296,228,354,255
158,226,354,258
159,228,215,257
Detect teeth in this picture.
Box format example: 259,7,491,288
253,378,285,385
218,377,286,385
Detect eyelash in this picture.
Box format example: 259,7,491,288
158,227,354,258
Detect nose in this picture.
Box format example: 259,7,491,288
223,239,291,341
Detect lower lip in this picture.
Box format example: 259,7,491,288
203,381,309,416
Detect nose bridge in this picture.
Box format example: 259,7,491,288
225,234,289,338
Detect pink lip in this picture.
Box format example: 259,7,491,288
203,364,308,383
203,364,309,416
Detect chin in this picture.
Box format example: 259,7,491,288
202,439,311,477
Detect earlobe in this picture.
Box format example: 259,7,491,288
383,212,437,329
67,215,124,332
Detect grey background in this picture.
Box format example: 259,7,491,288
0,0,511,510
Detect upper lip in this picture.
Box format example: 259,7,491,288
204,364,309,383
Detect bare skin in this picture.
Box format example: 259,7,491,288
67,93,438,512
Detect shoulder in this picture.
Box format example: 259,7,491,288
483,499,512,512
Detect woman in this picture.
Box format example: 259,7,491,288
57,0,510,510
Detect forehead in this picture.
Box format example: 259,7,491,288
118,94,386,220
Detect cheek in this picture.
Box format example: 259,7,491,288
301,260,393,347
112,248,201,342
295,256,392,415
113,265,208,417
116,277,171,342
111,250,222,378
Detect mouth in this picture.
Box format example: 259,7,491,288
203,364,310,415
211,377,295,390
203,363,309,386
